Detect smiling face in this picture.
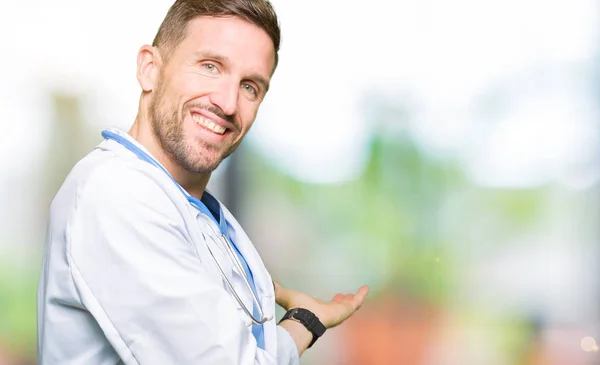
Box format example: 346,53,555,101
148,16,276,174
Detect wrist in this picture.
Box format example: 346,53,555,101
280,308,326,349
279,319,312,356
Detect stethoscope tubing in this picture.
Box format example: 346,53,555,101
101,130,271,325
200,215,272,325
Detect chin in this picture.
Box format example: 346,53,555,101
184,149,226,174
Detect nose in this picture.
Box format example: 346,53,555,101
209,77,239,117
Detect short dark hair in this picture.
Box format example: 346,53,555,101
153,0,281,67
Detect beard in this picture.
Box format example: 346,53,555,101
148,82,238,174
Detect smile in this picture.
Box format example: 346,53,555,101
192,113,227,135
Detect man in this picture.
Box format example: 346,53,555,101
37,0,368,364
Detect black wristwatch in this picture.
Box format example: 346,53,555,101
279,308,326,348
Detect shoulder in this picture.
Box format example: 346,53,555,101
84,153,183,216
53,148,188,225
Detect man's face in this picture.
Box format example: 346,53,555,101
149,16,275,174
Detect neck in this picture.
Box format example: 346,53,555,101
129,111,211,200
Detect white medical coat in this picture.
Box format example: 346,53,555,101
37,128,299,365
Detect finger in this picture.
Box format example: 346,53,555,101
332,293,345,303
343,294,354,302
353,285,370,308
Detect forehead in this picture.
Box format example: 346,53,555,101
176,16,276,77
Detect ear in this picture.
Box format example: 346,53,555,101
136,45,161,92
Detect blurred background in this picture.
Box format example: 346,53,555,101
0,0,599,364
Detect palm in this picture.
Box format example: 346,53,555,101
274,282,369,328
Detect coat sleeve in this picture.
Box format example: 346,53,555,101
66,161,299,365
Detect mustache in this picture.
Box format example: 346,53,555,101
186,102,236,125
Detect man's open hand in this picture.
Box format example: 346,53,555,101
274,281,369,329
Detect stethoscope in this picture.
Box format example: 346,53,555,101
101,130,272,326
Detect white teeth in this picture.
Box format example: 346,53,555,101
192,114,226,135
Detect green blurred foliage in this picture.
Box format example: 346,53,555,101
0,259,38,358
247,128,549,306
249,132,455,301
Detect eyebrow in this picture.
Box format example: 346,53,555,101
248,73,270,94
196,51,271,93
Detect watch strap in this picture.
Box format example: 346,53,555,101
279,308,326,348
